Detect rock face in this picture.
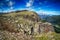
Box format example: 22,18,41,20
34,22,54,34
0,10,54,40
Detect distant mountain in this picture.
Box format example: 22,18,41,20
38,13,60,33
39,14,51,20
39,15,60,25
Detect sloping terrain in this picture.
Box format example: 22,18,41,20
0,10,56,40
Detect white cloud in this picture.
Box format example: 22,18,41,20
8,1,15,11
26,0,34,11
26,0,34,7
3,8,15,13
8,1,13,6
36,10,60,15
26,3,31,7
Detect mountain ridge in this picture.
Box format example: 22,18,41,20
0,10,55,40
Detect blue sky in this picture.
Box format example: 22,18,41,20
0,0,60,15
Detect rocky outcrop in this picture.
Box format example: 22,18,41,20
34,22,54,34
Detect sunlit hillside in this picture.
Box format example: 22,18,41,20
0,10,60,40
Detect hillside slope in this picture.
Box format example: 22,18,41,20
0,10,55,40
